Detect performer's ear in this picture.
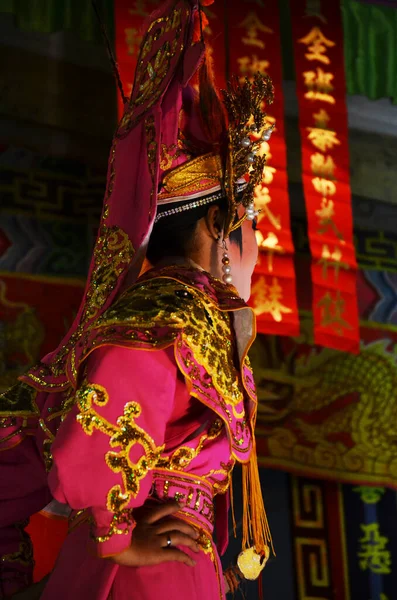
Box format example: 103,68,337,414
205,205,223,241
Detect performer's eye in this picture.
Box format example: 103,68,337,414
252,218,258,231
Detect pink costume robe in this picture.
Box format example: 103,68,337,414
0,266,258,599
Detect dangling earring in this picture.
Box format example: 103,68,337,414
221,240,233,285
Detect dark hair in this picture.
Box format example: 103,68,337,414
146,197,242,265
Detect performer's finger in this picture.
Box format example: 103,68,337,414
155,519,198,539
162,548,196,567
145,501,180,524
162,531,200,553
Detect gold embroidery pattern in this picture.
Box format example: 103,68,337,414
25,225,135,387
157,418,224,471
97,277,243,406
102,139,117,222
159,153,223,199
0,382,40,450
0,382,39,418
208,460,235,494
76,382,164,542
253,337,397,486
23,367,71,389
154,471,215,526
1,520,34,568
119,6,185,133
160,142,183,171
82,226,135,323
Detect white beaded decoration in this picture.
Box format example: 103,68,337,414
155,183,247,224
261,124,275,142
245,201,258,221
221,241,233,285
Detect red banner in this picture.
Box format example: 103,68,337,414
290,1,359,352
225,1,299,337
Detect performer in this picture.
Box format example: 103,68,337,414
0,1,275,598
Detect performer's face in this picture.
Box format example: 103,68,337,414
228,205,258,302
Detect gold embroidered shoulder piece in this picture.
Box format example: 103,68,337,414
84,274,243,406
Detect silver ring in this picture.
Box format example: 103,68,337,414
166,533,172,548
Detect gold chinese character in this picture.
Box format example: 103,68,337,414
315,198,344,240
299,27,335,65
255,186,281,230
313,108,331,128
317,290,351,334
303,68,335,104
262,165,276,185
251,276,292,322
358,524,392,575
353,487,385,505
311,153,336,179
256,231,284,272
238,55,270,79
318,244,349,281
129,0,159,17
239,12,273,49
312,177,336,197
125,27,142,57
304,0,327,23
307,127,340,152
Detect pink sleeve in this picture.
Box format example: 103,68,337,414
48,345,177,557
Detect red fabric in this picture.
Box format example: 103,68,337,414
290,1,359,353
26,514,68,583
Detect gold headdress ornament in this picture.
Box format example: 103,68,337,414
222,72,275,236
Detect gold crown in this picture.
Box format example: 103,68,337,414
222,72,274,236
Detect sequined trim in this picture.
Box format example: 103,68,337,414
102,139,116,222
157,418,224,471
76,382,164,543
0,382,39,418
153,470,215,528
0,520,34,572
145,115,158,220
82,226,135,323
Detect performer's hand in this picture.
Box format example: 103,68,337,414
110,501,200,567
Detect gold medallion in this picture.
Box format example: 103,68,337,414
237,546,270,580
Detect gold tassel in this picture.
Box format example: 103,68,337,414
238,440,274,580
229,476,237,538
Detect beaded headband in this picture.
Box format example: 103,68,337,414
155,180,247,224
